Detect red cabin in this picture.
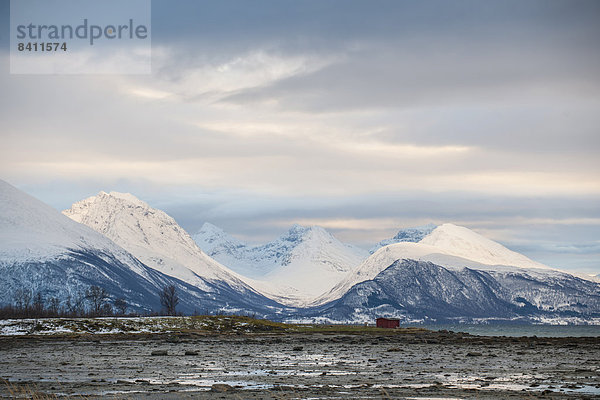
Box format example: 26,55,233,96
376,318,400,328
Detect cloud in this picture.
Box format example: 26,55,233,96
1,0,599,273
220,34,600,108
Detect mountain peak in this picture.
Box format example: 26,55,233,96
195,222,245,251
98,191,149,207
284,224,331,242
200,222,226,234
418,223,547,269
287,223,309,235
370,223,437,253
0,179,117,260
192,222,369,303
63,191,251,286
391,223,437,240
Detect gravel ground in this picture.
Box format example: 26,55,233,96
1,331,599,399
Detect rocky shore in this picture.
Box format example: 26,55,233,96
1,329,599,399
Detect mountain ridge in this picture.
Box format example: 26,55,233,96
64,192,253,289
313,223,588,307
0,179,253,314
305,259,600,323
3,180,598,322
194,222,368,305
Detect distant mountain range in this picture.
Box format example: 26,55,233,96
1,179,598,323
194,223,367,305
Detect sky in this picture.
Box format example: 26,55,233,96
0,0,599,274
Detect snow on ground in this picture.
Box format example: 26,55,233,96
0,316,278,336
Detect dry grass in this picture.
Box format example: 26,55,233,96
3,379,58,399
1,315,429,336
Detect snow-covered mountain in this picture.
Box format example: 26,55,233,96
370,224,436,253
306,259,600,323
307,223,600,322
418,224,547,269
0,179,225,313
65,192,243,288
5,181,597,323
194,223,369,305
63,192,283,315
317,223,552,306
194,223,266,277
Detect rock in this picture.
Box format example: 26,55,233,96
151,350,168,356
387,347,401,352
466,352,482,357
211,383,234,392
292,346,303,351
185,350,198,356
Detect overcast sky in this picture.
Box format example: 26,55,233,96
1,0,599,274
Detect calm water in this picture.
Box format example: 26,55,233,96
405,323,600,337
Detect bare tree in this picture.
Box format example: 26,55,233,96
114,298,127,316
32,292,44,314
48,297,60,315
85,285,110,316
14,288,32,311
100,303,113,316
159,285,179,316
66,291,86,316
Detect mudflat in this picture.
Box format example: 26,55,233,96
1,331,599,399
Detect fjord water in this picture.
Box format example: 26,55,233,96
408,323,600,337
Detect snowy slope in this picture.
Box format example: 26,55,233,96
194,223,368,305
64,192,260,293
419,223,547,269
0,179,214,313
1,180,146,276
